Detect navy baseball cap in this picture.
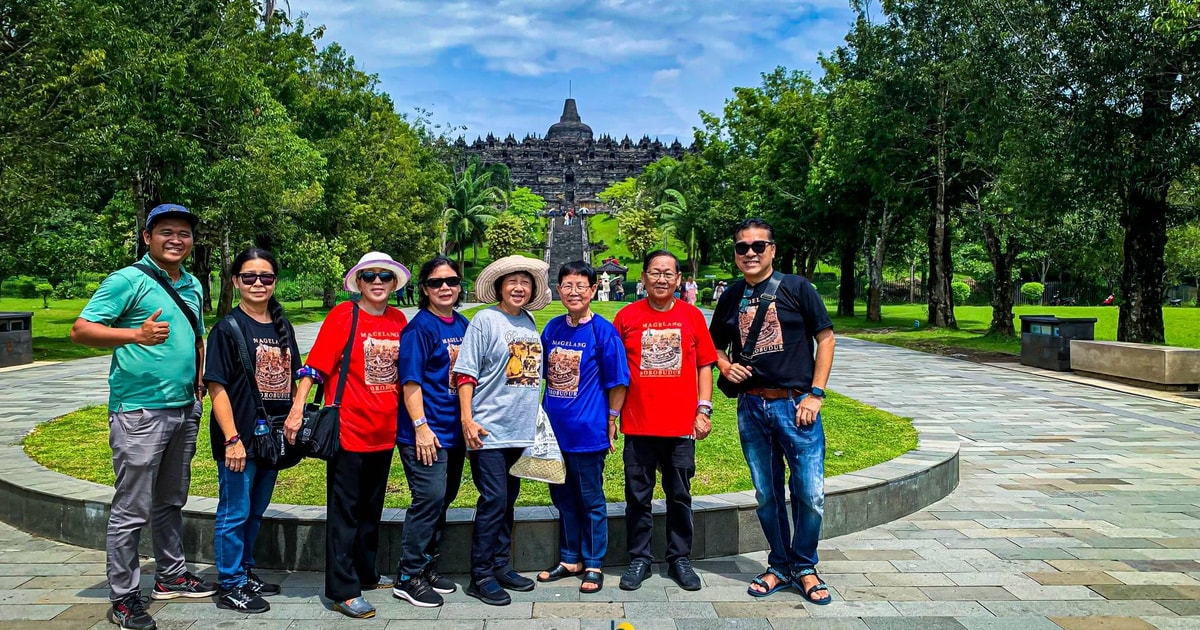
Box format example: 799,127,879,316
145,204,198,230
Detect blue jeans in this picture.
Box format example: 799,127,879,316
214,459,278,589
737,393,825,574
548,449,608,568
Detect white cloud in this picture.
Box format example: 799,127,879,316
652,68,681,84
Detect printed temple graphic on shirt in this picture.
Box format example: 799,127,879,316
639,326,682,376
254,340,291,400
738,299,785,356
504,332,542,387
363,335,399,387
446,340,461,393
547,344,583,397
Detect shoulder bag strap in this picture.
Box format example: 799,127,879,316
133,263,203,390
330,304,359,408
225,316,272,421
738,272,783,361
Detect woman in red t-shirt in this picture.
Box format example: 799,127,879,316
284,252,410,620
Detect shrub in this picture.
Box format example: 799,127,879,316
951,281,971,305
85,282,100,297
1021,282,1045,303
35,282,53,308
5,276,37,299
700,287,713,300
275,280,302,302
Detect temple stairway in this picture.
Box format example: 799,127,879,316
546,213,586,298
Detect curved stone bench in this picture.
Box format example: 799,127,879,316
0,423,958,572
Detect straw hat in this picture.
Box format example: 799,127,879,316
343,251,411,292
474,255,552,311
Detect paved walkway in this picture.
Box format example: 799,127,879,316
1,325,1200,629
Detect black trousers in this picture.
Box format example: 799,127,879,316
468,447,523,581
396,444,466,577
623,435,696,564
325,448,393,602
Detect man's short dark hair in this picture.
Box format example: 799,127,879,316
557,260,596,284
642,249,681,273
735,217,775,241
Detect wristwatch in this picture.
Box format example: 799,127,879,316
810,386,826,399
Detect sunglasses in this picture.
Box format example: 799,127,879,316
423,277,462,289
358,270,396,283
734,240,774,256
236,272,277,286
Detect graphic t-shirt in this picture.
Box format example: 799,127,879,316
397,309,469,450
203,307,301,460
709,273,834,392
305,301,408,452
453,306,542,449
613,299,718,437
541,314,631,453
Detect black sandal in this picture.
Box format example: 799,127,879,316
580,569,603,593
537,563,583,583
793,568,831,605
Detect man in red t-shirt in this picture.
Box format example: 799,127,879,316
612,250,717,593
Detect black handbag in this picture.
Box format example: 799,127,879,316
226,316,305,471
716,272,782,398
299,304,359,461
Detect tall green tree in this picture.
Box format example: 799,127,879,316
442,160,501,266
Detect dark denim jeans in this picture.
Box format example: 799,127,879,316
737,393,825,573
214,458,278,589
548,449,608,568
397,444,465,578
623,435,695,563
467,447,523,581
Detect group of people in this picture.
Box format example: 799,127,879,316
73,205,836,630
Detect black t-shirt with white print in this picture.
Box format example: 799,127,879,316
203,307,301,460
709,273,833,392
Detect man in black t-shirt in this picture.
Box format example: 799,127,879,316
709,218,835,604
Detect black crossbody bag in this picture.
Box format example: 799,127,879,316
133,264,203,399
716,272,783,398
225,316,305,471
299,304,359,461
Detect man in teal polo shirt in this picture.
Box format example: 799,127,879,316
72,204,216,630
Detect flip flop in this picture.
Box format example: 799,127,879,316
580,569,603,594
793,568,831,605
537,564,583,583
747,568,790,598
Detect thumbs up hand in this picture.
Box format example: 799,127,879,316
137,308,171,345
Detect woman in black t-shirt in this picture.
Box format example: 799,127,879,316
203,248,300,614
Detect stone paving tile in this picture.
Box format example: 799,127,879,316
1047,561,1137,572
982,601,1175,617
532,603,624,618
0,604,71,620
673,619,774,630
1048,617,1159,630
580,619,675,630
1024,571,1122,586
767,620,869,630
1138,618,1200,630
439,603,535,619
1091,584,1200,600
624,603,717,619
862,618,966,630
804,602,901,618
867,573,956,587
711,602,809,618
837,587,928,602
485,620,581,630
919,586,1016,601
1155,599,1200,615
286,621,390,630
889,602,994,617
1108,571,1200,586
946,573,1039,587
953,617,1063,630
1002,585,1105,600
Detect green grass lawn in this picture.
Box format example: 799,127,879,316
24,298,917,508
0,297,331,362
832,302,1200,355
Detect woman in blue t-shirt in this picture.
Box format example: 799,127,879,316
392,256,469,608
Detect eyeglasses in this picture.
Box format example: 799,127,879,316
423,277,461,289
734,240,774,256
358,270,396,283
237,273,277,286
559,284,593,294
645,271,678,280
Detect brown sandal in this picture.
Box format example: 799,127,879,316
580,569,603,593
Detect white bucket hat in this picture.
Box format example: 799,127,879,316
343,251,411,292
474,255,552,311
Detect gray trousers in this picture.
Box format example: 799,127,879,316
106,402,200,600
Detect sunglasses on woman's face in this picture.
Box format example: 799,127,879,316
734,240,774,256
237,272,277,286
358,270,396,283
423,277,462,289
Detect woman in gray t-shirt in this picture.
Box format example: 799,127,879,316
452,255,551,606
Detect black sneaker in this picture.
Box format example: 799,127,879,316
423,564,457,594
215,584,270,614
619,559,652,591
245,569,281,596
493,567,535,592
392,574,444,608
151,571,217,599
466,577,511,606
668,557,702,591
108,593,156,630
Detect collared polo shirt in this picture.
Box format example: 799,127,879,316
80,254,205,412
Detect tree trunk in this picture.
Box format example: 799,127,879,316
1117,186,1168,343
322,286,336,308
192,242,213,313
804,250,819,281
217,227,235,317
865,205,892,323
837,243,856,317
927,101,957,329
777,247,795,275
982,221,1018,336
909,258,916,304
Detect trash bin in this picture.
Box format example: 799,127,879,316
1019,315,1097,371
0,312,33,368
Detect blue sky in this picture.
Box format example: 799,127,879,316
289,1,857,143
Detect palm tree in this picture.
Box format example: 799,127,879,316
441,161,503,266
655,188,700,277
